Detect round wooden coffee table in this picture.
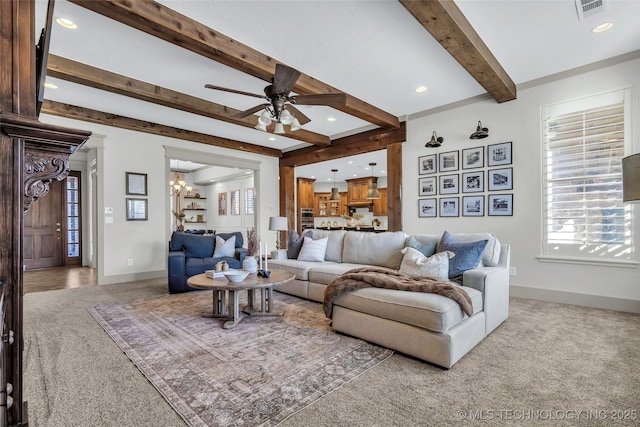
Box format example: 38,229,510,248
187,270,295,329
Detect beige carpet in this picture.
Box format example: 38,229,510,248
24,278,640,426
87,290,393,426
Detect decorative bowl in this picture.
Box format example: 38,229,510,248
223,270,250,283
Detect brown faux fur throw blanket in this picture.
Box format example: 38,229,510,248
323,266,473,318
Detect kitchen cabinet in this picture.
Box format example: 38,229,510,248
373,188,388,216
297,177,315,209
339,192,348,216
315,192,329,217
346,177,377,205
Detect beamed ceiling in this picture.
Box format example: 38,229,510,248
36,0,640,180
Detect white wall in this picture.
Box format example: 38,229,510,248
404,56,640,311
40,115,280,285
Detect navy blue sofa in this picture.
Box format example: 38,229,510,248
168,231,248,293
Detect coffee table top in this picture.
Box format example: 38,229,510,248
187,269,295,291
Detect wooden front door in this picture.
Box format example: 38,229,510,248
23,180,64,269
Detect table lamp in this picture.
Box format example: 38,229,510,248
268,216,288,259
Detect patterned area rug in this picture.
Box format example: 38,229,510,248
88,291,393,427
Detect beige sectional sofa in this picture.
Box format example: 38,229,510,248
268,229,510,368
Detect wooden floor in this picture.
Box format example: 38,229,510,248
24,266,97,294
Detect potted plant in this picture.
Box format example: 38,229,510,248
172,209,185,231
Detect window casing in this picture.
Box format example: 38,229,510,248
542,89,633,262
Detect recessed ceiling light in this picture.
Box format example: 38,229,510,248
55,17,77,29
348,161,353,164
327,117,336,122
44,82,58,89
353,174,358,177
415,86,427,93
310,175,315,179
380,170,386,174
268,136,276,141
591,22,613,33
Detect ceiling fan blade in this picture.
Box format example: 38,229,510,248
292,93,347,107
204,84,266,99
272,64,301,94
285,104,311,125
232,104,270,119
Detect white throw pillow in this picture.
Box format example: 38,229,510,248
297,236,328,262
399,247,454,281
213,235,236,258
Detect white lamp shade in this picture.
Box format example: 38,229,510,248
258,110,272,125
255,121,268,132
268,216,288,231
280,109,293,125
622,153,640,203
290,117,302,131
274,122,285,134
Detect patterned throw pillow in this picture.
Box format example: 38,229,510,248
213,235,236,258
399,247,454,281
297,236,328,262
437,231,487,282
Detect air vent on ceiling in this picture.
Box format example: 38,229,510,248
575,0,607,20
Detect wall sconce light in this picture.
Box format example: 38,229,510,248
425,131,444,148
470,121,489,139
622,153,640,203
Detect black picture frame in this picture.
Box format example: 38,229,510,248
488,167,513,191
418,198,437,218
462,196,485,217
126,198,148,221
418,154,437,175
462,146,485,169
440,197,459,217
439,151,459,172
439,174,459,195
126,172,147,196
419,176,437,196
488,194,513,216
487,141,512,166
462,171,484,193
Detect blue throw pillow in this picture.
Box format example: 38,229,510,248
288,230,311,259
406,236,437,257
438,231,487,282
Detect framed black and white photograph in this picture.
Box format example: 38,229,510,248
126,172,147,196
488,194,513,216
126,198,148,221
439,151,459,172
419,176,437,196
418,154,437,175
418,198,437,218
487,141,512,166
439,174,459,195
462,196,485,217
462,146,485,169
488,167,513,191
462,171,484,193
440,197,459,217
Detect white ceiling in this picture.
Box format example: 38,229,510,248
36,0,640,182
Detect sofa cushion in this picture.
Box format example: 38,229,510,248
170,232,214,258
306,263,370,286
406,236,437,257
213,234,236,258
342,231,406,269
217,231,244,248
269,259,340,281
287,230,308,259
437,231,488,282
297,236,328,262
306,229,346,262
333,285,483,334
399,247,453,281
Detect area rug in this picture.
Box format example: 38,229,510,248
87,291,393,427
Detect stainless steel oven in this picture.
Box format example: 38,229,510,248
300,208,314,230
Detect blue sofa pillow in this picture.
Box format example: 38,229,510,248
406,236,437,257
170,232,215,258
438,231,487,282
287,230,311,259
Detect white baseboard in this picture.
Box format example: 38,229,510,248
510,285,640,314
98,269,166,286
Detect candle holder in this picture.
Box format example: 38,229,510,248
257,269,270,278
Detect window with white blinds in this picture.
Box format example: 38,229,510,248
542,89,633,261
244,188,255,215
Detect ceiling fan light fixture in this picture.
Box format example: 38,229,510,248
280,109,294,125
290,117,302,132
274,122,285,134
425,131,443,148
255,121,268,132
470,121,489,139
258,110,272,126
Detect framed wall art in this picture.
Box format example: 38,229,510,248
487,141,512,166
419,176,437,196
218,192,227,215
488,167,513,191
462,171,484,193
462,196,484,217
126,198,148,221
439,174,459,195
418,154,437,175
488,194,513,216
126,172,147,196
439,151,459,172
418,198,437,218
440,197,459,217
462,147,485,169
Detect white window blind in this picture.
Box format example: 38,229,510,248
244,188,255,215
542,90,632,261
230,190,240,215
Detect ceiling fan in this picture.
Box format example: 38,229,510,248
205,63,347,133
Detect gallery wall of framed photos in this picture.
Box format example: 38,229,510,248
418,142,513,218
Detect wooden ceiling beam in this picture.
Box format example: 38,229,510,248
47,55,330,147
280,122,406,168
68,0,400,129
399,0,516,103
41,100,283,157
